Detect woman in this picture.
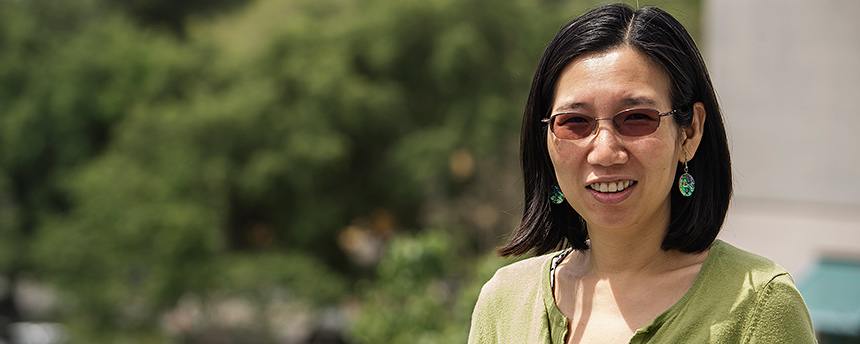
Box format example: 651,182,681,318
469,4,816,343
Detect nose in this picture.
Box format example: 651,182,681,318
586,121,628,167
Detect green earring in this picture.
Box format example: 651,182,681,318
550,185,565,204
679,151,695,197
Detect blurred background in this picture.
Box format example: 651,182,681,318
0,0,857,343
708,2,860,343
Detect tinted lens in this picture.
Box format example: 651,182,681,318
612,109,661,136
551,113,595,140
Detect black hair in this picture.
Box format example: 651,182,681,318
498,3,732,256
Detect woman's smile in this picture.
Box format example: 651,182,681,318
586,180,637,205
587,180,635,193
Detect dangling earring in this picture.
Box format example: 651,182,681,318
679,150,695,197
550,185,565,204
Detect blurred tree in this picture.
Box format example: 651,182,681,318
0,0,196,337
101,0,252,35
347,229,516,344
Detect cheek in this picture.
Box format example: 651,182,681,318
547,137,577,170
640,141,681,182
547,136,588,188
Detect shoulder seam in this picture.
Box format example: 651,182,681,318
740,271,790,343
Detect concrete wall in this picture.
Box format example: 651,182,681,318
705,0,860,277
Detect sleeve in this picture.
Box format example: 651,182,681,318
468,278,500,344
744,273,817,344
468,256,555,344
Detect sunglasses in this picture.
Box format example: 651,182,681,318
541,108,679,140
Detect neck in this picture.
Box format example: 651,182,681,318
586,231,670,276
583,212,677,276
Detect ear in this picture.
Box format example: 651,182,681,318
679,102,706,162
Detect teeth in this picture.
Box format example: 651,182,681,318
589,181,634,193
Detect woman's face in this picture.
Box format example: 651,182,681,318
547,46,683,233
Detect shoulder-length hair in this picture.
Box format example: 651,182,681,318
499,3,732,256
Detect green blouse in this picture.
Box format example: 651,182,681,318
468,240,816,343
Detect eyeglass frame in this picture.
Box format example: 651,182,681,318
540,108,680,140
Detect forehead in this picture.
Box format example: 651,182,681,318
552,46,671,112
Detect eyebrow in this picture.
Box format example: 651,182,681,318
554,102,587,112
553,97,657,113
622,97,657,107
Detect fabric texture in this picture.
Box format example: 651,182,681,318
468,240,817,343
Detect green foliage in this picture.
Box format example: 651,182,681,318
214,252,348,306
348,229,514,344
